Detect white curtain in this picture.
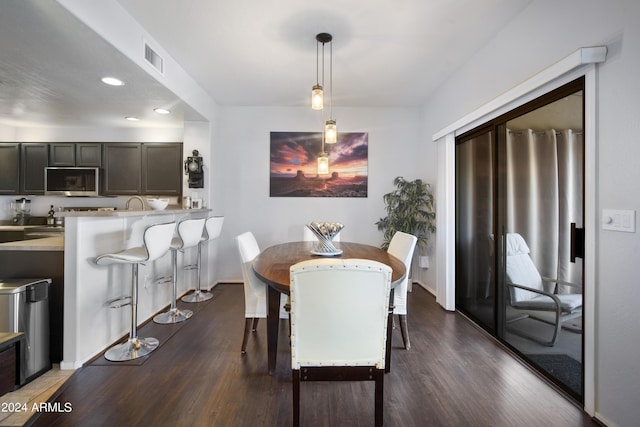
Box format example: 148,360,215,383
506,129,583,293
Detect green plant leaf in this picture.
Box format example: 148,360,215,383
375,176,436,251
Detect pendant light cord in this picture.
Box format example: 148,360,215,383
316,41,320,86
329,41,333,119
321,41,326,152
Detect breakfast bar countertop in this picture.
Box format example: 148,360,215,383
0,236,64,251
58,207,210,218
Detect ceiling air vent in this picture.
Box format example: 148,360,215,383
144,43,164,74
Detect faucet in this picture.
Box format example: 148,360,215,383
125,196,149,211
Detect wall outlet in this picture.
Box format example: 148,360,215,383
419,255,430,269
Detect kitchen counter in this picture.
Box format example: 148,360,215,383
0,225,39,231
58,207,208,218
58,208,213,369
0,236,64,252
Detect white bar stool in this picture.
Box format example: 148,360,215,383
153,218,205,324
182,216,224,303
95,221,175,362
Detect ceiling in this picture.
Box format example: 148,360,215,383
0,0,533,128
117,0,532,107
0,1,194,129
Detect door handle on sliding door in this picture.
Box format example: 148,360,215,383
570,222,585,263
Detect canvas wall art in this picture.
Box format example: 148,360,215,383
270,131,368,197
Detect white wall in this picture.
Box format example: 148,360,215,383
214,106,433,284
421,1,640,426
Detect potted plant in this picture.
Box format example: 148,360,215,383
376,176,436,251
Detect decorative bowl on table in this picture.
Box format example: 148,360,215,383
306,221,344,256
147,198,169,210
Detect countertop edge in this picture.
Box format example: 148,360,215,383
59,208,211,217
0,236,64,251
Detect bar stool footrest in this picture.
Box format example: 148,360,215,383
155,276,173,285
107,296,132,309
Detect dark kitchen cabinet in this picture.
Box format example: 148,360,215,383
49,143,101,167
0,335,23,395
48,143,75,166
76,143,102,166
0,143,20,195
21,143,48,195
142,143,182,196
103,142,182,196
102,143,142,195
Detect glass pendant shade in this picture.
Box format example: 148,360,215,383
317,153,329,175
325,119,337,144
311,85,323,110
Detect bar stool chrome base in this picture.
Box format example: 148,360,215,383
104,337,159,362
153,307,193,324
181,289,214,303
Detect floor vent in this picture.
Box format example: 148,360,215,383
144,43,164,74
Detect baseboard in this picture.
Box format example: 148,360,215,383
411,280,436,297
205,280,242,291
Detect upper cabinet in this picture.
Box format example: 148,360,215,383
76,144,102,167
102,143,142,195
49,143,101,167
103,142,182,196
0,142,182,197
21,143,48,195
142,144,183,196
0,144,20,195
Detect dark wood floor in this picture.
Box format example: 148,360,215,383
30,284,597,427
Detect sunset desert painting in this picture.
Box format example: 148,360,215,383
270,131,368,197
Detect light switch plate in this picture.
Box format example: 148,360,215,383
602,209,636,232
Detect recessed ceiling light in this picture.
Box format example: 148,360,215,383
125,116,139,121
154,108,170,115
101,77,124,86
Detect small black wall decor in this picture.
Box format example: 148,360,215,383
269,131,368,197
184,149,204,188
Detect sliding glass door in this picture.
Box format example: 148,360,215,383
456,78,585,402
456,127,496,332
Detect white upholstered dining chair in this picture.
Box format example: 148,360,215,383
289,258,391,427
235,231,288,354
387,231,418,350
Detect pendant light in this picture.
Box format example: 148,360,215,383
311,33,331,110
325,119,337,144
317,151,329,175
311,85,323,110
313,33,337,174
311,36,323,110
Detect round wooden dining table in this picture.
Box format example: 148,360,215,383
253,241,406,375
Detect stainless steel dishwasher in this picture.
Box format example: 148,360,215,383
0,278,52,384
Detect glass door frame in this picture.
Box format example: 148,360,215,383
433,51,603,413
455,77,586,402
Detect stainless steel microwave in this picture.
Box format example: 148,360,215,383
44,167,100,196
